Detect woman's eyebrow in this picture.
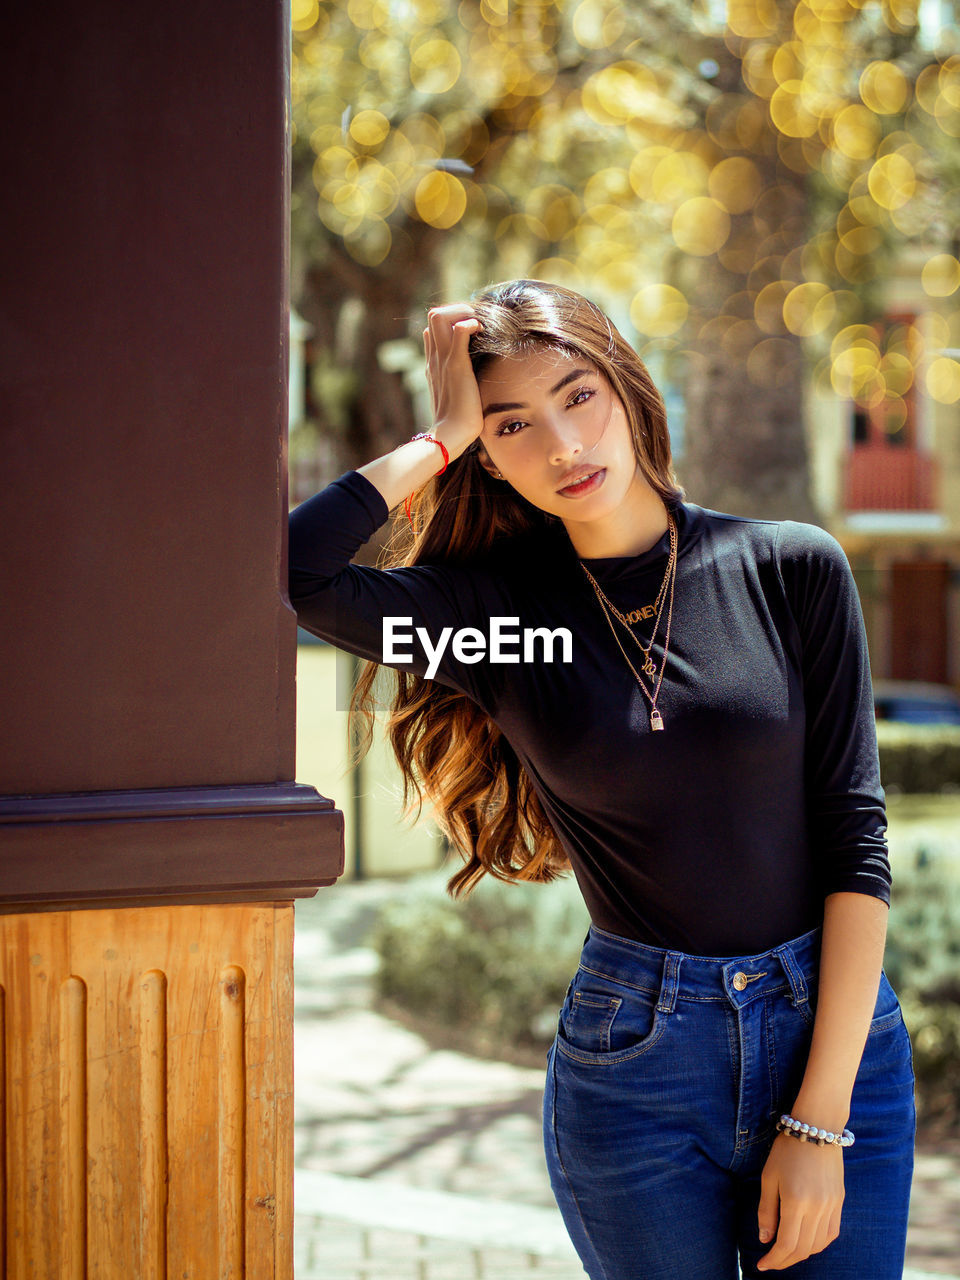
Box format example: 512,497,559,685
481,367,595,417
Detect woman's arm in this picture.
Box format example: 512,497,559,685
357,304,483,510
756,891,887,1271
287,305,502,696
756,520,894,1270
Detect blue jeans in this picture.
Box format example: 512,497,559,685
543,924,916,1279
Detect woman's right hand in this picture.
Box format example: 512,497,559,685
423,304,485,461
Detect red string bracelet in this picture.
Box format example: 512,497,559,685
403,433,449,529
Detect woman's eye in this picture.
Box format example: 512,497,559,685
496,420,526,437
568,386,596,408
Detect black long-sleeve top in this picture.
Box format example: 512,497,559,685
288,470,890,955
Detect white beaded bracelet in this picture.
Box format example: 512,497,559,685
776,1113,855,1148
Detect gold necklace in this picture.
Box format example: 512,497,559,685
583,531,674,677
580,514,678,731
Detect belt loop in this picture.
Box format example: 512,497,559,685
656,951,683,1014
775,942,809,1011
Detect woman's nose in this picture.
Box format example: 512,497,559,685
546,416,583,465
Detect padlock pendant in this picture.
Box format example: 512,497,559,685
650,708,664,731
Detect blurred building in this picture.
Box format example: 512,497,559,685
808,250,959,689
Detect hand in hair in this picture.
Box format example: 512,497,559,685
423,304,485,461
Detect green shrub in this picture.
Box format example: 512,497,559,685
885,845,960,1130
373,844,960,1130
373,872,589,1053
877,724,960,794
900,998,960,1130
885,846,960,1004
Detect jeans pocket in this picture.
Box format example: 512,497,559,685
557,976,663,1064
867,970,905,1036
562,991,621,1053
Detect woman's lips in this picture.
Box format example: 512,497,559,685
558,467,605,497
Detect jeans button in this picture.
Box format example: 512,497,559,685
733,971,748,991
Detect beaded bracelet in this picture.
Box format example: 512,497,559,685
776,1114,855,1148
403,433,450,528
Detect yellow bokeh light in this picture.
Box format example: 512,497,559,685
314,145,356,182
530,257,585,290
881,395,908,433
708,157,762,213
783,282,836,337
859,61,909,114
398,112,445,158
755,281,792,334
867,152,916,209
770,82,820,138
629,147,673,200
496,212,548,241
921,254,960,297
883,0,920,33
840,225,883,256
799,55,847,121
879,350,915,397
831,324,877,352
652,152,710,203
584,63,663,124
927,356,960,403
940,57,960,108
583,167,632,210
832,104,882,160
915,64,940,114
847,194,883,225
344,219,392,266
414,171,467,228
934,93,960,138
349,109,390,148
526,185,580,239
480,0,509,25
410,38,461,94
630,285,689,337
291,0,319,31
672,198,730,255
772,42,806,87
741,44,778,99
572,0,625,49
747,338,800,389
727,0,781,39
347,0,389,30
721,319,759,360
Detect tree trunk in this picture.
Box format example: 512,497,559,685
297,223,446,480
680,53,819,524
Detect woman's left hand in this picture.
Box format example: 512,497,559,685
756,1133,844,1271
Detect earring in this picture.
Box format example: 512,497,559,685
495,470,504,479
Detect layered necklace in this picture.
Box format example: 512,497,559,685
579,512,678,732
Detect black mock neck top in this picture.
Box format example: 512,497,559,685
288,470,890,955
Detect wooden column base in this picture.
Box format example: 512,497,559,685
0,902,294,1278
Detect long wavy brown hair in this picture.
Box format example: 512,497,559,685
350,279,684,896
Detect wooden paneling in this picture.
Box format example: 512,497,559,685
890,561,950,684
0,903,293,1278
0,784,343,912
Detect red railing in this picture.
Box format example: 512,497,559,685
843,446,937,511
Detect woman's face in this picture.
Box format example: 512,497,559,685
476,346,645,525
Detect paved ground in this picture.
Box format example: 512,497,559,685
293,880,960,1278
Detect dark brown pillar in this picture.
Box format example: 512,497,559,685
0,2,340,1272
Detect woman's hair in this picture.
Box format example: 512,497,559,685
350,279,684,896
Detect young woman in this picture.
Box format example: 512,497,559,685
288,279,916,1279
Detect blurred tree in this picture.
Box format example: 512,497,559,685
290,0,960,516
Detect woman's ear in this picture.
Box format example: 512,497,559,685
473,441,504,480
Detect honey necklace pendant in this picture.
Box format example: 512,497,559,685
641,656,656,677
650,708,665,731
